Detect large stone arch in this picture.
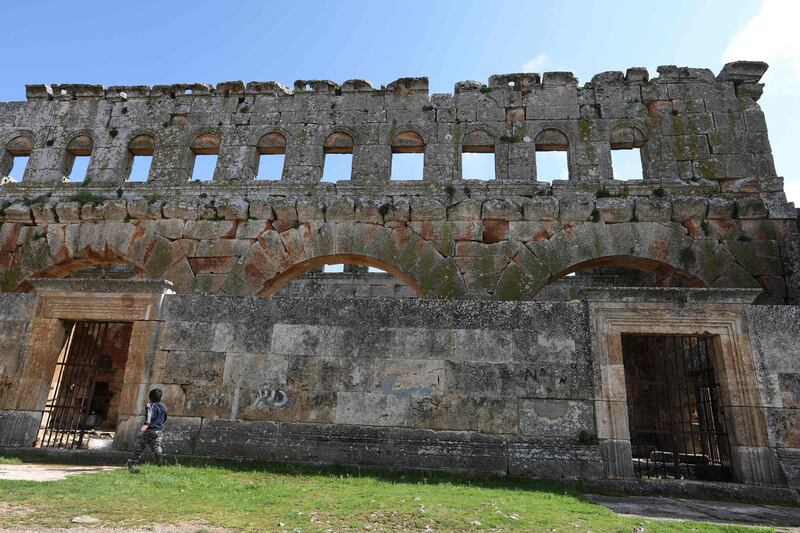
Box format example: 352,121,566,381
495,222,761,300
9,222,192,292
262,254,426,297
546,255,705,287
222,222,466,299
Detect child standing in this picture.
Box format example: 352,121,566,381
127,388,167,471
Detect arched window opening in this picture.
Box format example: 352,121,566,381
266,255,422,299
610,126,647,180
65,134,93,182
1,134,33,182
190,133,220,182
461,129,495,180
322,132,354,182
321,264,387,274
390,130,424,181
255,132,286,181
534,129,569,183
127,134,154,182
535,256,703,301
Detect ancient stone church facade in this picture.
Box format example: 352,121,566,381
0,61,797,488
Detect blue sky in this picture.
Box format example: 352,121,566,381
1,0,797,202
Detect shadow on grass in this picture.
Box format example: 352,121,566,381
1,447,589,498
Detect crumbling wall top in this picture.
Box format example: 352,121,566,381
1,61,783,193
20,62,769,101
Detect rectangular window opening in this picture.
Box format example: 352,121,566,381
191,154,218,182
9,156,29,180
128,155,152,182
462,152,495,180
68,156,91,182
323,264,344,273
390,153,424,181
322,153,353,183
536,151,569,183
611,148,643,180
256,154,285,181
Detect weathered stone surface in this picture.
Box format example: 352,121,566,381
596,198,634,223
0,61,797,484
216,198,249,220
519,399,595,437
0,410,39,446
632,199,669,222
183,220,235,240
54,202,82,223
3,203,32,224
163,200,198,220
410,197,446,221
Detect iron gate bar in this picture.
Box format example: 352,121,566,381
41,324,72,448
622,334,732,481
57,321,93,448
52,322,96,448
39,321,120,449
44,321,85,448
46,321,84,448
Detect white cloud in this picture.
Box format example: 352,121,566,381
522,53,548,72
722,0,800,204
722,0,800,82
784,179,800,205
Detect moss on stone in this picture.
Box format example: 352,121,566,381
695,159,716,180
679,246,696,270
494,264,529,300
22,194,51,207
68,190,105,206
579,120,596,163
0,266,22,292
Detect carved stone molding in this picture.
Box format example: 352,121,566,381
589,290,786,486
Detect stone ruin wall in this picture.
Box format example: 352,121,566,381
0,61,798,486
0,291,798,485
0,61,795,303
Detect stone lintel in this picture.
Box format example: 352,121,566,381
582,287,763,305
29,278,175,294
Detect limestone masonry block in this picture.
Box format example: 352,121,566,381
410,197,446,221
3,203,32,224
163,200,199,221
54,202,81,223
217,198,249,221
671,197,707,222
482,199,523,221
596,198,634,223
30,202,58,224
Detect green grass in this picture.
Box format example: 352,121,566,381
0,457,772,532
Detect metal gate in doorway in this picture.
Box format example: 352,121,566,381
622,334,732,481
37,321,127,449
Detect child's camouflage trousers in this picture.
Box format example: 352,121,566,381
128,429,164,467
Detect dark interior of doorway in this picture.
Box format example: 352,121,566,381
622,334,733,482
37,321,133,449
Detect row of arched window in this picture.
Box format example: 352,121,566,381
0,125,648,183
